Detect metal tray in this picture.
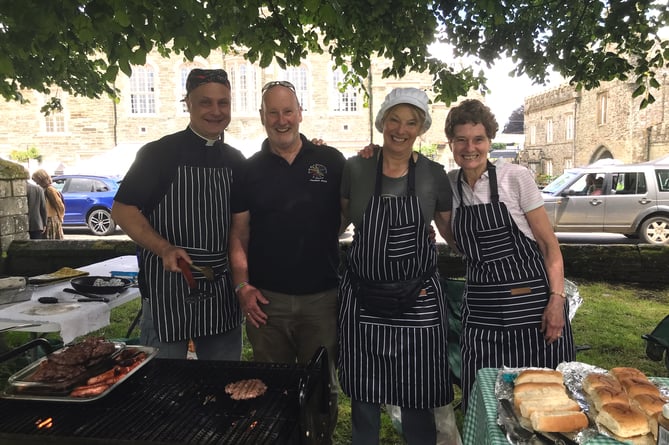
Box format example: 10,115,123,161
2,345,157,402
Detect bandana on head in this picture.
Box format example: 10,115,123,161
185,69,231,95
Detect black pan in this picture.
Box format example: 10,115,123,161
70,276,132,295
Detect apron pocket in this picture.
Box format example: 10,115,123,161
387,224,417,261
475,226,514,262
351,266,435,318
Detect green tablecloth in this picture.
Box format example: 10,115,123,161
461,367,669,445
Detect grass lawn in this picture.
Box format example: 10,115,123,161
1,278,668,444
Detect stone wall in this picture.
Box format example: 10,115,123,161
4,239,669,286
0,160,29,258
524,68,669,174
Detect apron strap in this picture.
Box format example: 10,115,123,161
456,160,499,204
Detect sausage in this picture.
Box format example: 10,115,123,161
86,351,147,385
86,366,121,385
70,382,110,397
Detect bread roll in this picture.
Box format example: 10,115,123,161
620,378,660,398
513,382,566,408
610,367,648,382
589,385,630,411
630,393,665,417
606,431,656,445
595,402,650,438
530,410,589,432
649,413,659,441
582,373,623,394
519,398,581,418
515,369,564,385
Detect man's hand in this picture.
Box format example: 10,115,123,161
237,285,269,328
311,138,325,145
159,245,192,273
358,143,379,159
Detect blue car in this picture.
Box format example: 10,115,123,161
51,175,121,236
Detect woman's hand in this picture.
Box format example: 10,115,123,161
541,294,566,344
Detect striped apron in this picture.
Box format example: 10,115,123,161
338,153,452,409
454,162,575,411
139,164,242,343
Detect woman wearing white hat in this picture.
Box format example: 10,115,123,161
338,88,455,444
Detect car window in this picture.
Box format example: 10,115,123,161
656,169,669,192
67,178,94,193
542,171,579,194
52,178,66,192
92,179,110,192
612,171,646,194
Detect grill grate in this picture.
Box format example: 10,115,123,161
0,350,329,445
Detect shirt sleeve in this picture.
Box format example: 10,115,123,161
114,142,163,210
434,163,453,212
516,167,545,213
230,154,248,214
340,160,352,200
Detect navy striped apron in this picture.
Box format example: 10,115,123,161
140,164,242,343
338,153,452,409
454,162,575,411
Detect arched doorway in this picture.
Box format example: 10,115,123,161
589,146,614,164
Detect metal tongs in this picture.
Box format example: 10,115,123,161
188,263,215,281
177,258,214,303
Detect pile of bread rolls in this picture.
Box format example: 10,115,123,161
513,369,589,433
582,366,666,444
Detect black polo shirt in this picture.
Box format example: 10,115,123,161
242,134,345,294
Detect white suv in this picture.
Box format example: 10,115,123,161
541,155,669,244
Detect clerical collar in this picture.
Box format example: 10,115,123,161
189,125,222,146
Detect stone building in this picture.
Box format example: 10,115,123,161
0,49,477,175
523,68,669,180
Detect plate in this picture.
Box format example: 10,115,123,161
70,276,132,294
22,303,80,316
22,303,81,315
2,345,157,402
28,268,89,285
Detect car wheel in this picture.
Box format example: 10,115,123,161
87,208,116,236
638,216,669,244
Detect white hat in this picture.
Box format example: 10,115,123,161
374,87,432,134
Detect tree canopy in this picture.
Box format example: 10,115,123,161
0,0,667,108
503,106,525,134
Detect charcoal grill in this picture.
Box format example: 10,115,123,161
0,346,330,445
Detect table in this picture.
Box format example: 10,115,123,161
462,367,669,445
0,256,140,344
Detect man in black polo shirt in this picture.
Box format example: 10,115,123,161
230,80,345,441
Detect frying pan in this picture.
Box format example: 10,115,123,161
70,276,132,295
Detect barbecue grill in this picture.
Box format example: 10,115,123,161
0,344,330,445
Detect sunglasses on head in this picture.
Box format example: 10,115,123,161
261,80,296,94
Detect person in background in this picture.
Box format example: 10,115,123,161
229,80,345,442
339,88,454,445
444,99,575,411
26,180,47,239
111,68,245,360
31,169,64,239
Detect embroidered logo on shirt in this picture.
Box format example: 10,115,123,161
308,163,328,183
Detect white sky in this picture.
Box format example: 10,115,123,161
429,42,565,125
480,58,565,125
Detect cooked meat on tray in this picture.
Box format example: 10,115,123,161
30,337,117,383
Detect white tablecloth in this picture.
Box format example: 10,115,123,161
0,256,140,343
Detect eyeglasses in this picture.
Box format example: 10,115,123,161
261,80,296,95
